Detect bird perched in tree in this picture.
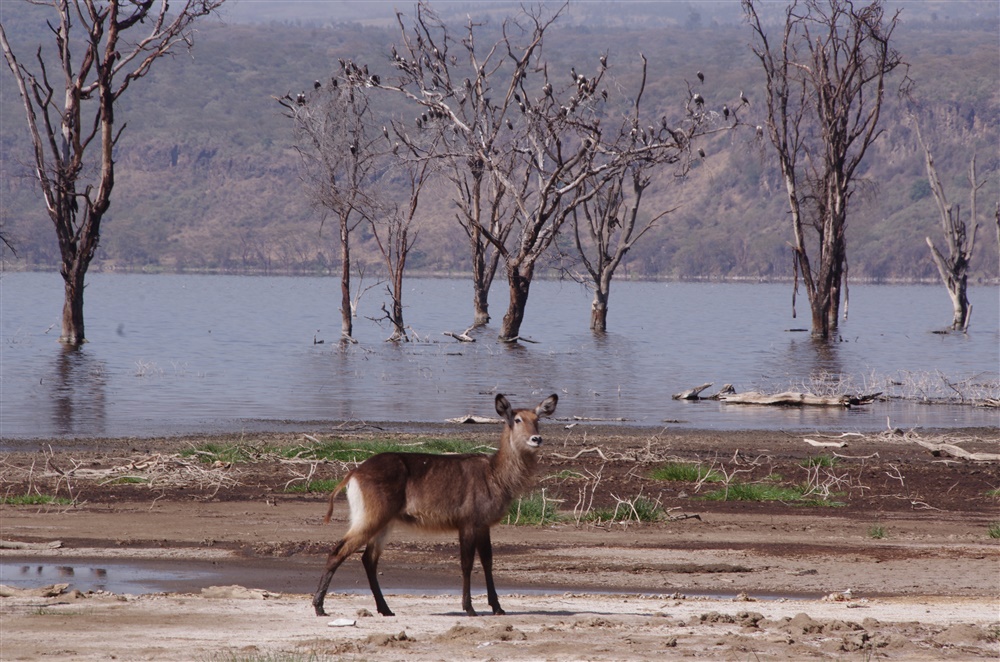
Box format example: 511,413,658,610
314,80,321,89
756,125,764,140
740,90,750,106
723,104,730,120
698,147,706,158
599,53,607,68
296,92,306,105
697,70,704,83
692,93,704,107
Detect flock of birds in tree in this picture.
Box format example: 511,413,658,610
287,52,765,159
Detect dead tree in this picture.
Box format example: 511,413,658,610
277,60,380,342
743,0,905,340
921,141,983,332
388,2,623,341
368,126,437,342
0,0,227,346
568,54,722,332
388,3,525,328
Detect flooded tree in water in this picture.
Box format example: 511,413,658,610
568,54,724,333
743,0,906,340
388,1,712,341
368,125,438,342
0,0,227,346
277,61,381,342
918,131,984,332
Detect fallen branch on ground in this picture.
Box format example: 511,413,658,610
908,438,1000,462
804,438,847,448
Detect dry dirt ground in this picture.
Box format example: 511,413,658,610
1,423,999,660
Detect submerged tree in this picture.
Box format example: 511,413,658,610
743,0,905,339
277,61,380,341
388,2,710,341
368,126,437,342
569,54,720,332
387,2,551,330
0,0,226,346
919,137,983,332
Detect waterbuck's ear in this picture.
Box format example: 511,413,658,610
535,394,558,417
495,394,515,426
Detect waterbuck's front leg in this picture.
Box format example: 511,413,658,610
475,527,505,615
458,528,479,616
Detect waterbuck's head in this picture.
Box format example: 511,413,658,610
495,393,558,451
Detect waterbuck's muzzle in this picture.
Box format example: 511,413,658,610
527,435,543,447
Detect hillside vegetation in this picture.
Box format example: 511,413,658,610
1,1,997,282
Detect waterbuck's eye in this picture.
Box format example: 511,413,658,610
514,416,522,424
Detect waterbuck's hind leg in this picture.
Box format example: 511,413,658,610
313,538,351,616
475,528,505,615
361,531,394,616
458,529,479,616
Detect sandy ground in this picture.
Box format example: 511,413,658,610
1,424,999,660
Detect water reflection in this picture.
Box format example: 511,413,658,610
3,273,997,438
49,347,107,436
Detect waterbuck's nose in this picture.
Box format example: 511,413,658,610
528,434,543,447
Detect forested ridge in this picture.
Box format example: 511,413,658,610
2,1,997,282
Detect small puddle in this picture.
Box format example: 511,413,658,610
1,560,217,595
0,559,818,601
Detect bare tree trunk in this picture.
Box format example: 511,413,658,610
470,223,492,327
590,287,609,333
500,265,533,342
339,219,353,340
61,266,87,345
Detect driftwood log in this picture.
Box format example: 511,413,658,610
672,383,736,400
909,438,1000,462
720,391,881,408
443,325,476,342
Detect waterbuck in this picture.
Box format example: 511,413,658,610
312,393,558,617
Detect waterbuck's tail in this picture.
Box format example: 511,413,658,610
322,475,351,524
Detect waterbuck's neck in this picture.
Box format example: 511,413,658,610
489,424,539,497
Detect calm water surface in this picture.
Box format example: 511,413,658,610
2,272,997,442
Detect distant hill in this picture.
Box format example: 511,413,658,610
1,1,997,282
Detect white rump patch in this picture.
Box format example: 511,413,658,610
346,478,366,527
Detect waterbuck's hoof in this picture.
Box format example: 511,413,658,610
315,608,328,617
493,607,506,616
378,609,395,617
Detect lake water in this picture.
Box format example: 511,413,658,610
1,271,997,443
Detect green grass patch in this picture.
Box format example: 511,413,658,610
284,479,340,494
649,462,721,483
701,482,844,507
1,493,72,506
800,454,838,468
504,492,560,526
868,525,887,539
183,437,489,464
989,522,1000,540
0,494,73,506
587,496,664,523
986,488,1000,498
